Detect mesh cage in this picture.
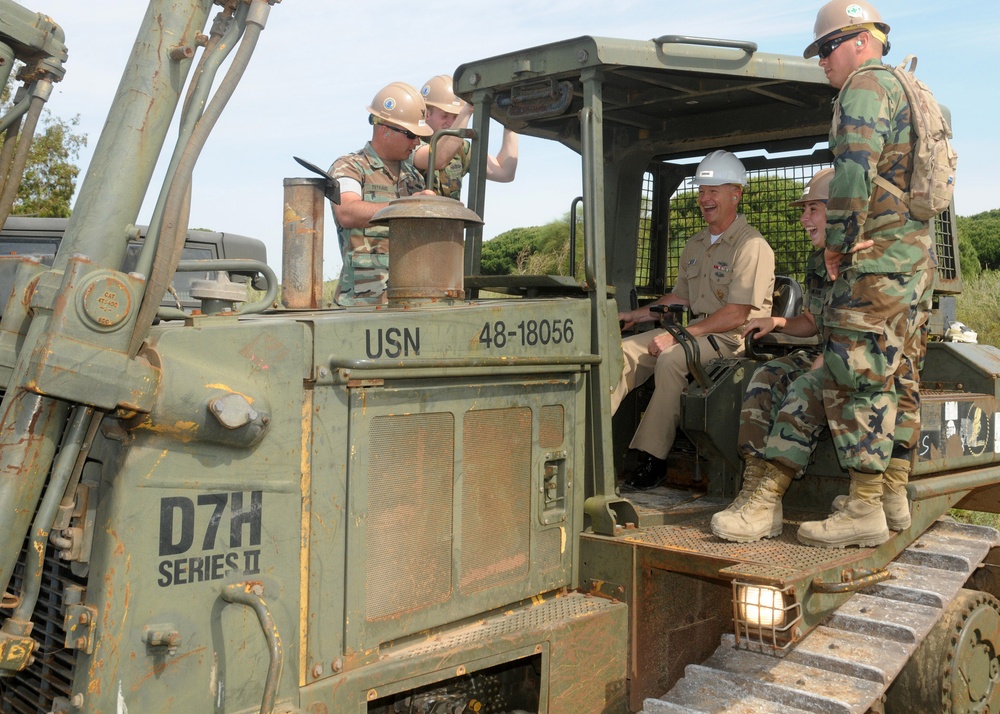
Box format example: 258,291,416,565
731,580,802,654
932,207,961,292
636,158,833,300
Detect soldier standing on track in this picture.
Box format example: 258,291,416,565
796,0,936,548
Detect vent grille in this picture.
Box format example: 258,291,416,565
539,405,565,448
536,526,563,573
366,413,455,621
0,537,81,713
461,408,531,593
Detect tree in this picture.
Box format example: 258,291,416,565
2,76,86,218
482,213,577,277
958,209,1000,272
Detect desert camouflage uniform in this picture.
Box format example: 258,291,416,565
822,59,935,474
740,249,828,475
424,139,471,199
330,143,425,305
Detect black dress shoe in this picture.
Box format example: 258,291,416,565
621,450,667,490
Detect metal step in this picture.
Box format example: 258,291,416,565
642,520,999,714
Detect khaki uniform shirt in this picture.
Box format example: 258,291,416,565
672,215,775,347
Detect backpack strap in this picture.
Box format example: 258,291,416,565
873,174,905,200
853,58,915,206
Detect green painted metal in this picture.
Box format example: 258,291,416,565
0,2,997,712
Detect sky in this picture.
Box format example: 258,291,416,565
26,1,999,280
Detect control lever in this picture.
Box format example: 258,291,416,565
649,304,711,389
293,156,340,204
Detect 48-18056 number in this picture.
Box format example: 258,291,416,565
479,319,575,349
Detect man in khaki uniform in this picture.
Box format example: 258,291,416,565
613,151,775,490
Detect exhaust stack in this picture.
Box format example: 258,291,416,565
371,195,483,306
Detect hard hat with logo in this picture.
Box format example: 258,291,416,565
366,82,433,137
693,150,747,187
790,168,835,205
804,0,890,59
420,75,466,115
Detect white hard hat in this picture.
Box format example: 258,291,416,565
693,150,747,187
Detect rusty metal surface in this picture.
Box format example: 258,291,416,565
642,520,1000,713
621,507,862,575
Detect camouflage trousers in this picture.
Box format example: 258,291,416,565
739,350,826,476
822,268,934,473
336,251,389,306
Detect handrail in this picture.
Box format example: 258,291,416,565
154,258,278,319
426,127,477,189
569,195,583,278
651,35,758,54
221,582,283,714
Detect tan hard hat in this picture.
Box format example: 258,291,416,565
366,82,433,137
790,168,835,205
420,75,465,115
804,0,890,58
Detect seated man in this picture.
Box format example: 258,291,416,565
612,151,775,490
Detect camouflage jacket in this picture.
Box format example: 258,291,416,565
329,143,425,305
826,58,935,275
804,248,828,335
426,139,471,199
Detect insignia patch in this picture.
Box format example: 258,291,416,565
715,289,725,300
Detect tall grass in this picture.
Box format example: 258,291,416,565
948,270,1000,528
955,270,1000,348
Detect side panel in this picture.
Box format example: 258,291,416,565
69,320,309,712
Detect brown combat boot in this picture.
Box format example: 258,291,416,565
830,457,911,530
711,461,793,542
722,456,769,513
798,470,890,548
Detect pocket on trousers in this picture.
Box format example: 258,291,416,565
824,307,887,335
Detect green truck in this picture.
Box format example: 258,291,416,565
0,3,997,714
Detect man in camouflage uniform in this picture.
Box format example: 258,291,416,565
330,82,433,306
796,0,935,548
412,75,518,200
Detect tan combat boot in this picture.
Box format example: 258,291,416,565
722,456,769,513
711,461,793,542
798,471,890,548
830,458,911,530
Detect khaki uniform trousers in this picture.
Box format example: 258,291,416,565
611,328,738,459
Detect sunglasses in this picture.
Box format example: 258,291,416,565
817,31,863,60
382,123,419,141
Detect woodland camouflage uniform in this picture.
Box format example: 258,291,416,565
822,57,934,474
330,143,425,305
739,249,827,475
426,139,471,199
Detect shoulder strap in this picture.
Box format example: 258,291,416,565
873,174,904,199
